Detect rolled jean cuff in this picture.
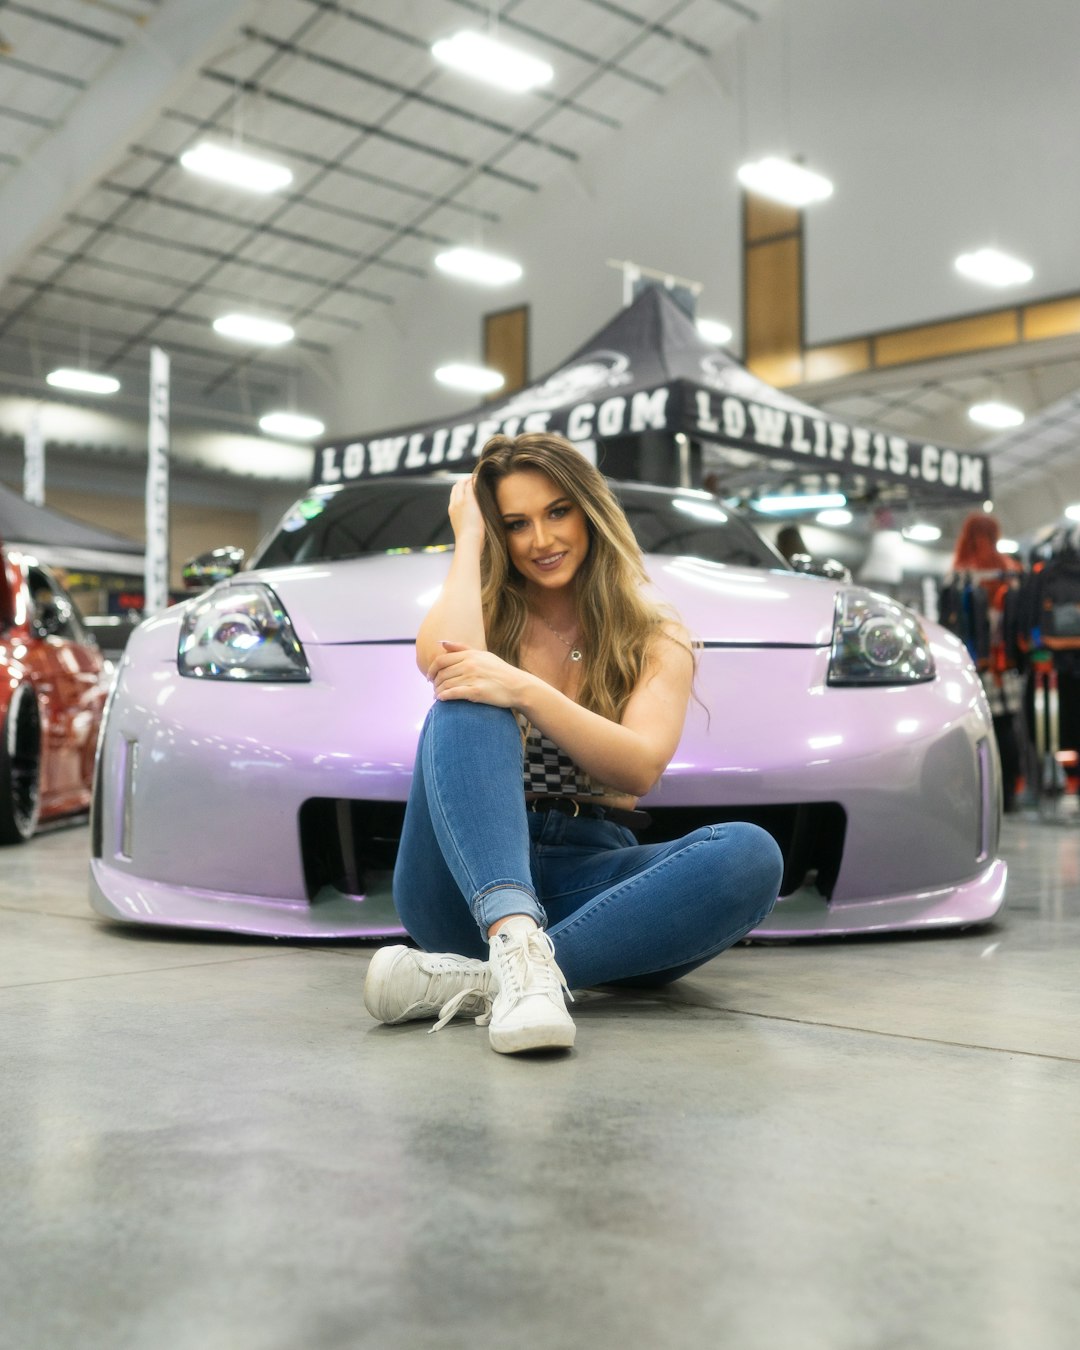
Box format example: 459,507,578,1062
470,882,546,934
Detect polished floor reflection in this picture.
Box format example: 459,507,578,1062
1,817,1078,1350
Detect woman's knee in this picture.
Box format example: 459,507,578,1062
427,699,518,740
710,821,784,897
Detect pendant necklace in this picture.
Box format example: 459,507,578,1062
537,614,583,662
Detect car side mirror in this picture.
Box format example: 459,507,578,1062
182,546,245,591
790,553,853,583
34,601,64,637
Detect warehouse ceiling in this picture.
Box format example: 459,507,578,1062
0,0,771,431
1,0,1078,523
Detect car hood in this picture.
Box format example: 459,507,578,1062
252,553,838,648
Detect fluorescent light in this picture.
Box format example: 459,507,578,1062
954,248,1033,288
435,363,505,393
213,314,295,346
180,141,293,194
816,508,852,527
736,157,833,207
696,318,733,345
1065,505,1080,522
997,538,1019,555
259,411,325,440
434,246,523,286
902,523,942,543
432,30,553,92
46,367,120,395
968,401,1024,430
754,492,846,514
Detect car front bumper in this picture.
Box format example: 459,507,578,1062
90,632,1006,939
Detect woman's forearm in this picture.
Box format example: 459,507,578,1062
514,674,674,797
415,541,486,671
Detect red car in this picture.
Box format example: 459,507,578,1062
0,540,109,843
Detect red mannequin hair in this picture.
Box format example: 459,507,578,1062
952,512,1010,571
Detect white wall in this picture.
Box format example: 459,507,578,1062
318,60,744,438
797,0,1080,343
317,0,1080,441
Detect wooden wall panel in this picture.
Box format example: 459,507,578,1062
744,193,800,244
483,305,529,397
802,339,872,383
745,234,804,385
874,311,1019,367
41,487,259,589
1023,297,1080,342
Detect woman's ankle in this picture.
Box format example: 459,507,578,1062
487,914,539,942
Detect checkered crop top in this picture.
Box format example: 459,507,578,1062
516,712,610,799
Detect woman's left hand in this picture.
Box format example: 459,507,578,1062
428,641,525,707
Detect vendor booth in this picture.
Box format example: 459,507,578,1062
0,479,144,560
0,479,145,634
313,286,990,507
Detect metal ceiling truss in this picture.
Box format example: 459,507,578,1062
0,0,756,434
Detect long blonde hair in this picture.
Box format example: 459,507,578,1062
472,433,678,722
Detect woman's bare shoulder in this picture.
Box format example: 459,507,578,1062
650,616,696,665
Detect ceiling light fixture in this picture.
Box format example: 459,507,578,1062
259,411,325,440
997,538,1020,555
434,246,523,286
213,314,295,346
45,367,120,395
180,141,293,194
754,492,846,515
1065,505,1080,523
696,318,733,346
954,247,1034,288
431,30,553,92
902,523,942,543
736,157,833,208
816,508,853,527
968,401,1024,430
435,363,505,394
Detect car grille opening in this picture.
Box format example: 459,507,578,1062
299,798,846,903
641,804,846,898
299,798,404,900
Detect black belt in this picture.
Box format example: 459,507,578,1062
528,796,652,833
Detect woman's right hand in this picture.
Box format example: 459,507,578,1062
448,477,486,549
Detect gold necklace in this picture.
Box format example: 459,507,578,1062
536,613,583,662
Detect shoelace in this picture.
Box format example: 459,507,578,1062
428,931,573,1034
493,929,575,1007
430,984,492,1033
398,955,481,1017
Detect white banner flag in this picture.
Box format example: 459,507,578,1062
23,407,44,506
145,346,170,615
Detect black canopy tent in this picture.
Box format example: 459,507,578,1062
0,479,143,555
313,286,990,504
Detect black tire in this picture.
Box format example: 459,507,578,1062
0,683,42,844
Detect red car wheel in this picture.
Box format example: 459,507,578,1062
0,682,42,844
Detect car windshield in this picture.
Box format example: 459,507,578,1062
251,478,783,571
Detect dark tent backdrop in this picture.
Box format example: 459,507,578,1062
0,478,143,554
313,286,990,505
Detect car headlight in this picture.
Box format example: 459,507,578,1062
827,588,935,685
178,583,310,681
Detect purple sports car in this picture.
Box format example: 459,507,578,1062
89,477,1007,939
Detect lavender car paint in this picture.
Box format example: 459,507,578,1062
89,480,1006,940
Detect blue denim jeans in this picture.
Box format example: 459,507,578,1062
393,701,783,989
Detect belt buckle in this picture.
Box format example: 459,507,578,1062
529,797,579,817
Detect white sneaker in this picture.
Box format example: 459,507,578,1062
363,945,492,1031
487,928,576,1054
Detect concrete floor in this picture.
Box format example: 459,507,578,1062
1,819,1078,1350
